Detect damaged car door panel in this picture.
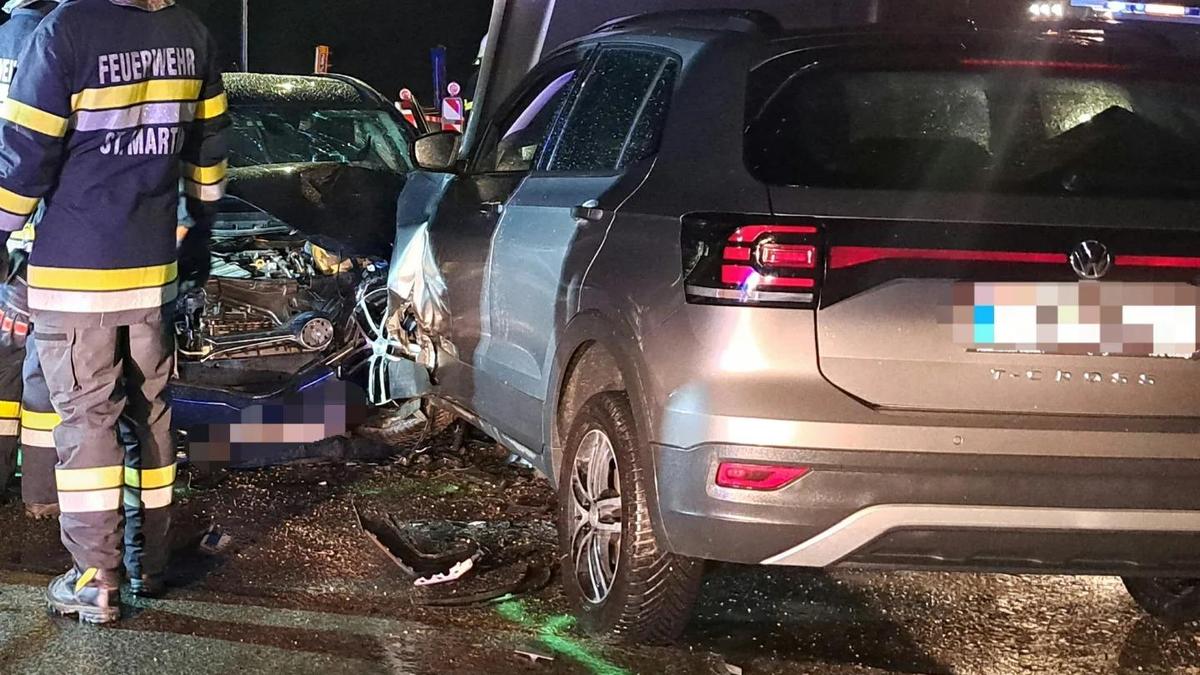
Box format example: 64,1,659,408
388,46,680,449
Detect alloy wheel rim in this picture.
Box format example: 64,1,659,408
354,284,409,405
568,428,623,604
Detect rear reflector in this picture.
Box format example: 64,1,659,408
716,462,810,491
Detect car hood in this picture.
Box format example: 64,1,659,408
226,162,405,258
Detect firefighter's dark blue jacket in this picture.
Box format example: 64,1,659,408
0,4,55,99
0,2,57,249
0,0,228,323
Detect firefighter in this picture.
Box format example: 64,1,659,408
0,0,227,623
0,0,61,520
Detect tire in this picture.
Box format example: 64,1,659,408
1124,577,1200,624
558,391,704,643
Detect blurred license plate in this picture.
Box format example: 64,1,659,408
949,282,1199,358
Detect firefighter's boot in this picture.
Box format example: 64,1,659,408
128,574,165,598
46,567,120,624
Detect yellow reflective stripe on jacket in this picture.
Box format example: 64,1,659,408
20,408,61,431
56,465,123,492
124,463,176,490
27,262,177,292
0,98,69,138
0,400,20,419
71,78,203,111
195,91,227,120
183,159,227,185
0,185,38,217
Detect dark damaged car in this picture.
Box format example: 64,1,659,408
172,73,411,458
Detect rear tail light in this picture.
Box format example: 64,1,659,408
683,214,822,307
716,462,810,491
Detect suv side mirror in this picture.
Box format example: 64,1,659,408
413,131,461,172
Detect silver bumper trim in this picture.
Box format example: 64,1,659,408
762,504,1200,567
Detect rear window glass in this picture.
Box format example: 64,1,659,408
746,62,1200,198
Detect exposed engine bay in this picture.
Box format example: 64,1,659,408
175,207,387,394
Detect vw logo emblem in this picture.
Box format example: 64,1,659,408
1069,240,1112,280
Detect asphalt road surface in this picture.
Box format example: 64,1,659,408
0,425,1196,674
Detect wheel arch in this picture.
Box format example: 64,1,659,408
545,311,657,490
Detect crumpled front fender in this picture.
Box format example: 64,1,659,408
385,171,457,379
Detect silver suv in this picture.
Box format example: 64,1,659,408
384,12,1200,641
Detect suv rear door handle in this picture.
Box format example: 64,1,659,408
572,200,605,223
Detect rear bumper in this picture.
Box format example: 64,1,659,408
654,443,1200,575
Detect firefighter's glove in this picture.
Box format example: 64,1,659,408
177,228,211,294
0,281,30,349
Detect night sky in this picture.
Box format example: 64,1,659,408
180,0,492,104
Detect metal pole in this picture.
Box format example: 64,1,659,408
240,0,249,71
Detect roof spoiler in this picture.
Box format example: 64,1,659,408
594,9,783,36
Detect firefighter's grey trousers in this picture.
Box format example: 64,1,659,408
0,279,60,508
34,318,175,575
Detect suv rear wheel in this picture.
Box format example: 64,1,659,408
558,392,704,643
1124,577,1200,624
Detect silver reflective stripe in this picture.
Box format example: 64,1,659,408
20,426,55,448
72,101,197,132
0,209,28,232
184,178,226,202
59,488,121,513
28,284,177,313
0,419,17,436
138,485,174,509
762,504,1200,567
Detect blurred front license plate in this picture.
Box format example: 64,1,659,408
947,282,1199,358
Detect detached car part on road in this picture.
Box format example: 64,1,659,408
385,10,1200,641
171,73,411,435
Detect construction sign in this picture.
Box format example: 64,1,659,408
397,88,420,130
441,81,464,133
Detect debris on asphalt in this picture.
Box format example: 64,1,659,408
356,507,481,582
415,562,552,607
513,646,555,664
197,526,233,555
414,557,475,587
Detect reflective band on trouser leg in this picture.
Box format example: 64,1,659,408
20,408,61,507
21,342,60,506
0,395,19,492
37,324,125,572
0,400,20,436
0,339,25,493
122,320,176,578
56,466,123,513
